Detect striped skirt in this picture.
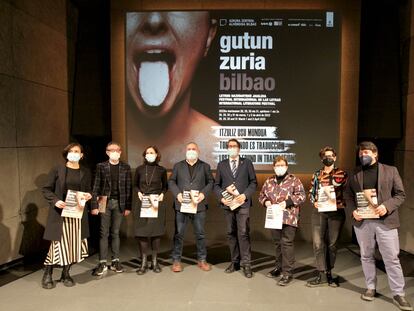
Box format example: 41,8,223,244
44,217,88,266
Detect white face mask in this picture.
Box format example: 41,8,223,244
186,150,198,161
67,152,81,163
109,152,120,161
274,166,287,176
145,153,157,163
228,148,239,158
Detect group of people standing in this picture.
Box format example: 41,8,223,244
40,139,411,311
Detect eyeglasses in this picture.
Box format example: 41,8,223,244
107,149,121,152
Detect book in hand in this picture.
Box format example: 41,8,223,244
356,189,379,219
140,194,159,218
222,184,242,211
97,195,108,213
62,190,89,219
180,190,199,214
317,185,337,212
265,204,284,229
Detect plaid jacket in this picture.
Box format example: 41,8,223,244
309,167,347,208
259,174,306,227
91,161,132,211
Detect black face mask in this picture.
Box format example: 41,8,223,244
322,157,335,167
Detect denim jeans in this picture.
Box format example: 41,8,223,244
312,209,345,271
172,210,207,261
99,199,123,262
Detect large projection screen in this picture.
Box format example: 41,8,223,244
125,10,341,172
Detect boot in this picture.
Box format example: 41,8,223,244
326,270,338,287
137,255,148,275
60,265,75,287
152,255,161,273
41,265,55,289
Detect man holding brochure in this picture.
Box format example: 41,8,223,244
214,139,257,278
168,142,214,272
345,141,412,311
91,142,132,276
307,146,347,288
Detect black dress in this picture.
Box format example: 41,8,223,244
134,163,168,237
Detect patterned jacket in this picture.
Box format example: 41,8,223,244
91,161,132,211
309,167,347,208
259,174,306,227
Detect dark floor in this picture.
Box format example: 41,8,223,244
0,239,413,311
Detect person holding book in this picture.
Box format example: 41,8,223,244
213,138,257,278
168,142,214,272
345,141,412,311
134,146,168,274
91,142,132,276
41,143,92,289
259,156,306,286
306,146,347,287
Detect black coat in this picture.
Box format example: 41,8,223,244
168,160,214,212
42,164,92,241
214,158,257,209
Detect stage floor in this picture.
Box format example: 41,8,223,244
0,240,413,311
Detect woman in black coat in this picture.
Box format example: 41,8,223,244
41,143,92,289
134,146,168,274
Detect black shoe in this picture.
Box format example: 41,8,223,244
137,257,148,275
41,265,55,289
361,289,376,301
93,262,107,276
266,267,281,278
242,265,253,278
277,275,293,286
306,271,329,287
110,261,124,273
224,263,240,273
60,265,75,287
152,259,162,273
326,270,338,287
393,295,413,311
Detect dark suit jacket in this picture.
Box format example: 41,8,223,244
42,164,92,241
91,161,132,212
344,162,405,229
214,158,257,210
168,160,214,212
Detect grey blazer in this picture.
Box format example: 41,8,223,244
344,162,405,229
214,157,257,210
168,159,214,212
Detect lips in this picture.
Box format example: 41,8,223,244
133,50,176,107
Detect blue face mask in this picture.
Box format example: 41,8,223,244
359,155,373,166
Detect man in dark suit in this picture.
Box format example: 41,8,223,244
168,142,214,272
214,138,257,278
345,141,412,311
91,142,132,276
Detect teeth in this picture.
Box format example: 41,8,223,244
147,49,163,54
138,61,169,107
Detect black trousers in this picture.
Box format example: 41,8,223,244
224,208,251,266
271,224,297,276
311,209,345,271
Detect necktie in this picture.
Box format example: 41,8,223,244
231,160,237,177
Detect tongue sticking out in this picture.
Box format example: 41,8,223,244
138,61,169,107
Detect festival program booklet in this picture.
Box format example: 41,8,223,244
140,194,159,218
180,190,199,214
356,189,379,219
222,184,242,211
317,185,337,212
265,204,284,229
62,190,89,219
97,195,108,213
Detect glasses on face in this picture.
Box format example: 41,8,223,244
107,149,121,152
228,145,239,148
274,164,287,168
